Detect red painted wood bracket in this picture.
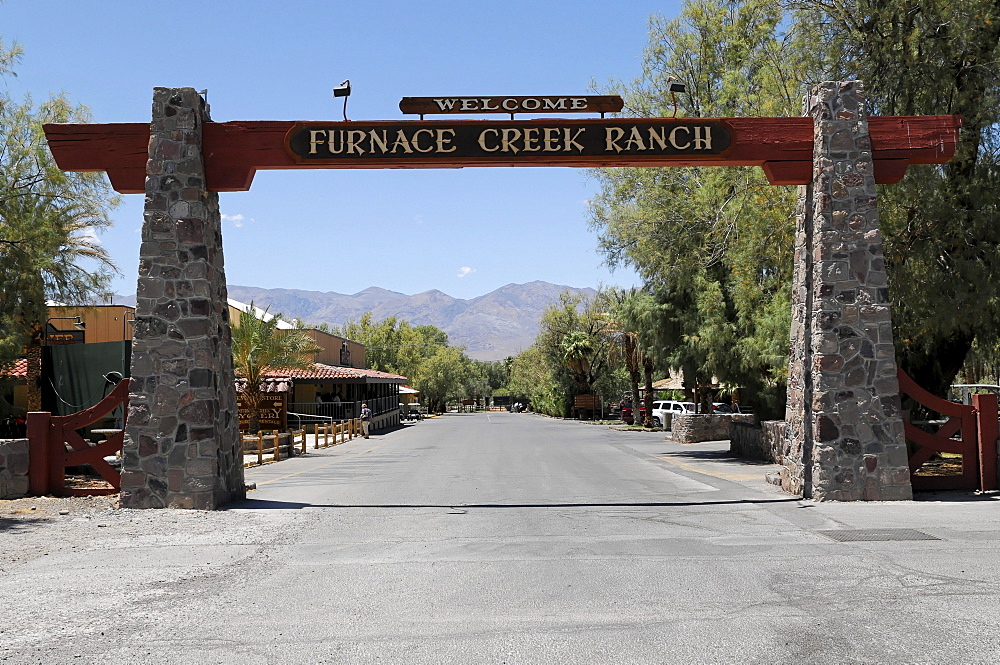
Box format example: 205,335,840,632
898,368,987,492
43,115,960,193
26,379,130,497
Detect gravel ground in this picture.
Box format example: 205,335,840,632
0,491,297,572
1,495,120,563
1,491,313,664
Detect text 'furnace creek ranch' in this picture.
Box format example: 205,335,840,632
287,120,732,161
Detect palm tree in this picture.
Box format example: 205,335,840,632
231,302,319,433
0,194,116,410
599,288,647,426
560,330,595,394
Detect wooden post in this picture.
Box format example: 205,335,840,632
256,435,263,466
974,393,999,491
299,429,306,454
271,434,280,461
314,424,319,449
26,411,52,496
47,418,66,497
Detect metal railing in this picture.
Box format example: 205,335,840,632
289,397,400,423
287,411,332,431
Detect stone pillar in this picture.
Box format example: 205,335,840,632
121,87,245,509
783,81,912,501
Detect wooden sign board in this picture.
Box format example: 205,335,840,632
286,119,732,164
237,393,287,431
399,95,624,115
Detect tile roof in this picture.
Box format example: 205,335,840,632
260,362,407,383
0,358,27,378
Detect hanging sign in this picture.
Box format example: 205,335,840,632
285,118,732,164
399,95,624,115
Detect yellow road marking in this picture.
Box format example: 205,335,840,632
658,454,765,482
254,438,397,486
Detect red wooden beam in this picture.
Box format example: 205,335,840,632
43,115,960,193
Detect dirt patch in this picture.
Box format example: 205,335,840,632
1,493,118,520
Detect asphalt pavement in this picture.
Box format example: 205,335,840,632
3,411,999,664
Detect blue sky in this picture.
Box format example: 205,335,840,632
3,0,681,300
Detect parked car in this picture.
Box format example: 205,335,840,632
651,400,696,427
619,401,645,425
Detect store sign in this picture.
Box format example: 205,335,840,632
399,95,624,115
46,330,85,345
237,394,287,431
286,119,732,164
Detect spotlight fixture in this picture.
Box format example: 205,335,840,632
333,79,352,121
667,77,686,117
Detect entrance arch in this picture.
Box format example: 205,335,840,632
44,84,960,507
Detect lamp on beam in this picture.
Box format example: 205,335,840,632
667,78,686,118
333,79,351,121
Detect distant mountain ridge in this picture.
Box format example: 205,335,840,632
123,281,596,361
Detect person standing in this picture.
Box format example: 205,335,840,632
360,403,372,438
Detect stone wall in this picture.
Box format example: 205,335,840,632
783,81,912,501
0,439,29,499
121,88,244,510
671,414,755,443
729,421,788,464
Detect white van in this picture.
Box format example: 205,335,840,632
650,400,696,427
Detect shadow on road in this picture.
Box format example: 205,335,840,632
225,497,803,511
660,449,775,466
912,490,1000,502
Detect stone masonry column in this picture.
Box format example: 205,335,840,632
783,81,912,501
121,87,245,509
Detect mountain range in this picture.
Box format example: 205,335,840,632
123,281,596,361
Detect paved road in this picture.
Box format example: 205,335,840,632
4,412,1000,664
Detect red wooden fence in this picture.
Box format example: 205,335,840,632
898,369,998,492
27,379,130,497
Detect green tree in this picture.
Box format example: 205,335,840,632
507,345,563,415
334,313,449,383
417,346,471,412
532,292,615,416
232,303,320,433
590,0,803,418
597,288,651,424
1,43,121,407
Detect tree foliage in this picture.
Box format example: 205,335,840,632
0,40,120,408
590,0,804,417
510,291,628,417
334,313,449,382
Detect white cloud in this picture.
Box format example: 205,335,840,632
457,266,476,278
222,213,247,228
